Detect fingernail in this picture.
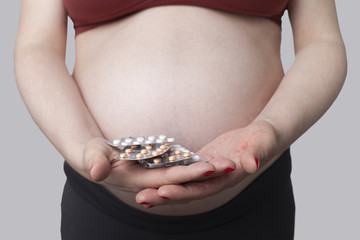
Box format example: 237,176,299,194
225,168,235,173
139,202,149,205
204,170,215,176
254,157,259,170
89,166,94,180
160,196,169,199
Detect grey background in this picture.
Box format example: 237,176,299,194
1,1,359,239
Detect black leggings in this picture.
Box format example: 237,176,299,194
61,149,295,240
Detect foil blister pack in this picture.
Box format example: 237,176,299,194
105,135,206,168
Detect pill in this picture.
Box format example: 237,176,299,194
146,145,153,151
141,149,147,154
153,158,161,164
147,136,155,141
175,150,182,155
156,148,163,153
125,149,132,154
169,156,176,162
183,152,191,158
152,151,159,156
124,138,132,143
120,153,127,158
136,153,143,159
159,135,166,140
160,145,166,150
136,137,144,142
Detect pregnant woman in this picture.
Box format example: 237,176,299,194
14,0,346,239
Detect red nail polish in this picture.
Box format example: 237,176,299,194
204,170,215,176
89,166,94,180
225,168,235,173
254,157,259,170
139,202,149,205
160,196,169,199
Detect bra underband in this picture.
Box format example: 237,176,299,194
63,0,289,35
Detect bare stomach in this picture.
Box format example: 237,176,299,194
73,6,284,215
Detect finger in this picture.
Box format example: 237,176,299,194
156,174,233,202
135,188,167,207
238,146,259,174
207,157,236,176
85,144,118,182
133,162,217,189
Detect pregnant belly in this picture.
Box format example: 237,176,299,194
72,6,284,215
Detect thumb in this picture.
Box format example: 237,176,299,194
85,144,114,182
239,146,260,174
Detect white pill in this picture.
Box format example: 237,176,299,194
158,135,166,140
147,136,156,141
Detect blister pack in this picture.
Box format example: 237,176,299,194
105,135,206,168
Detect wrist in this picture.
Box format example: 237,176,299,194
251,116,289,154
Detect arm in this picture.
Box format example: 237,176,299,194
15,0,231,190
136,0,347,205
255,0,347,154
14,0,105,177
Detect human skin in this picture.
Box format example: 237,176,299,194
14,0,346,216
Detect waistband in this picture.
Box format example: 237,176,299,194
64,148,292,234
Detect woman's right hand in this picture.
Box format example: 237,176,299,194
82,138,236,193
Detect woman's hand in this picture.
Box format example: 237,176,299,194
82,138,235,193
135,120,281,206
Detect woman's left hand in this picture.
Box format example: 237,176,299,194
135,120,281,206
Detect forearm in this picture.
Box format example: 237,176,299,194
14,43,103,173
255,38,347,152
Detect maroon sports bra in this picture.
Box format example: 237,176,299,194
63,0,289,35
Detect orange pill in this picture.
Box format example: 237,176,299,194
120,153,127,158
125,149,132,154
136,153,143,159
152,151,159,156
169,156,176,162
175,150,182,155
153,158,161,164
141,149,147,154
183,152,191,158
